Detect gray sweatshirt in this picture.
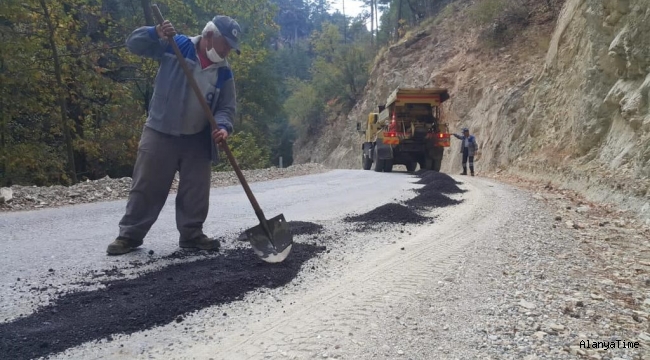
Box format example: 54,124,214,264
125,26,236,164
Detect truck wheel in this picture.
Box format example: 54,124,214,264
406,162,416,172
373,146,384,172
424,157,434,170
431,147,444,172
432,159,442,172
374,159,385,172
383,159,393,172
362,153,372,170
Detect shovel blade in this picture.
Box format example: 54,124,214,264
245,214,293,263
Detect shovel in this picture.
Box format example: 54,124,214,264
151,5,293,263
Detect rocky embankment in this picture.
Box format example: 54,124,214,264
293,0,650,222
0,163,329,212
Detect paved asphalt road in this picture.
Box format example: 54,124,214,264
0,169,420,321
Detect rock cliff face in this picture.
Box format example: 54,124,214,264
293,0,650,222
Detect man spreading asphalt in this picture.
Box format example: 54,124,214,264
106,16,241,255
452,127,478,176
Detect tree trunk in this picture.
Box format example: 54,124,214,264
342,0,347,44
141,0,155,26
373,0,378,44
0,105,6,186
406,0,418,24
395,0,403,41
370,0,374,48
375,0,379,39
0,80,4,181
40,0,78,184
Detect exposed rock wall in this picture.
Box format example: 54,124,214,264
293,0,650,222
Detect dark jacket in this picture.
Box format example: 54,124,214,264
452,134,478,157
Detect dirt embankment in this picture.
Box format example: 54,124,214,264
293,0,650,223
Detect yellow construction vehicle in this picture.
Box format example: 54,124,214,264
357,87,451,172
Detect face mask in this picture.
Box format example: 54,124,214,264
206,46,223,63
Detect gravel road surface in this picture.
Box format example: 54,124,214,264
0,169,648,360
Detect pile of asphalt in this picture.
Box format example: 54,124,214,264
343,203,431,225
0,243,324,360
344,171,465,226
287,221,324,236
413,169,463,186
403,171,465,210
413,170,465,195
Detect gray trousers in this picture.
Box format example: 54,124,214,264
118,125,212,242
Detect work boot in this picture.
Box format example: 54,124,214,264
106,236,143,255
179,234,220,251
461,167,467,175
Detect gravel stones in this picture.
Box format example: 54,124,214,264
0,164,329,212
0,188,12,203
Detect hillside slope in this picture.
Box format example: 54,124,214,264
293,0,650,222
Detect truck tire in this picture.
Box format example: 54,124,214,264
374,159,385,172
383,159,393,172
424,157,434,171
419,157,441,171
418,159,426,171
406,162,416,172
432,158,442,172
362,153,372,170
373,146,385,172
429,147,444,172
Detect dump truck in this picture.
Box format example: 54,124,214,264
357,87,451,172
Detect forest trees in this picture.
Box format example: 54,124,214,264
0,0,449,186
0,0,276,185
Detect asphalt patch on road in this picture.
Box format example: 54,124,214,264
0,243,324,360
73,221,324,283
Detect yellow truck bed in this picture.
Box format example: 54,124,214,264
384,87,450,108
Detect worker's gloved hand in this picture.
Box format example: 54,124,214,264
212,128,228,148
156,20,176,38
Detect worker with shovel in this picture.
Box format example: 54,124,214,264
106,16,241,255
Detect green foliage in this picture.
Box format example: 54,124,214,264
283,21,371,137
284,78,322,136
0,0,282,186
214,131,271,171
0,0,390,185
